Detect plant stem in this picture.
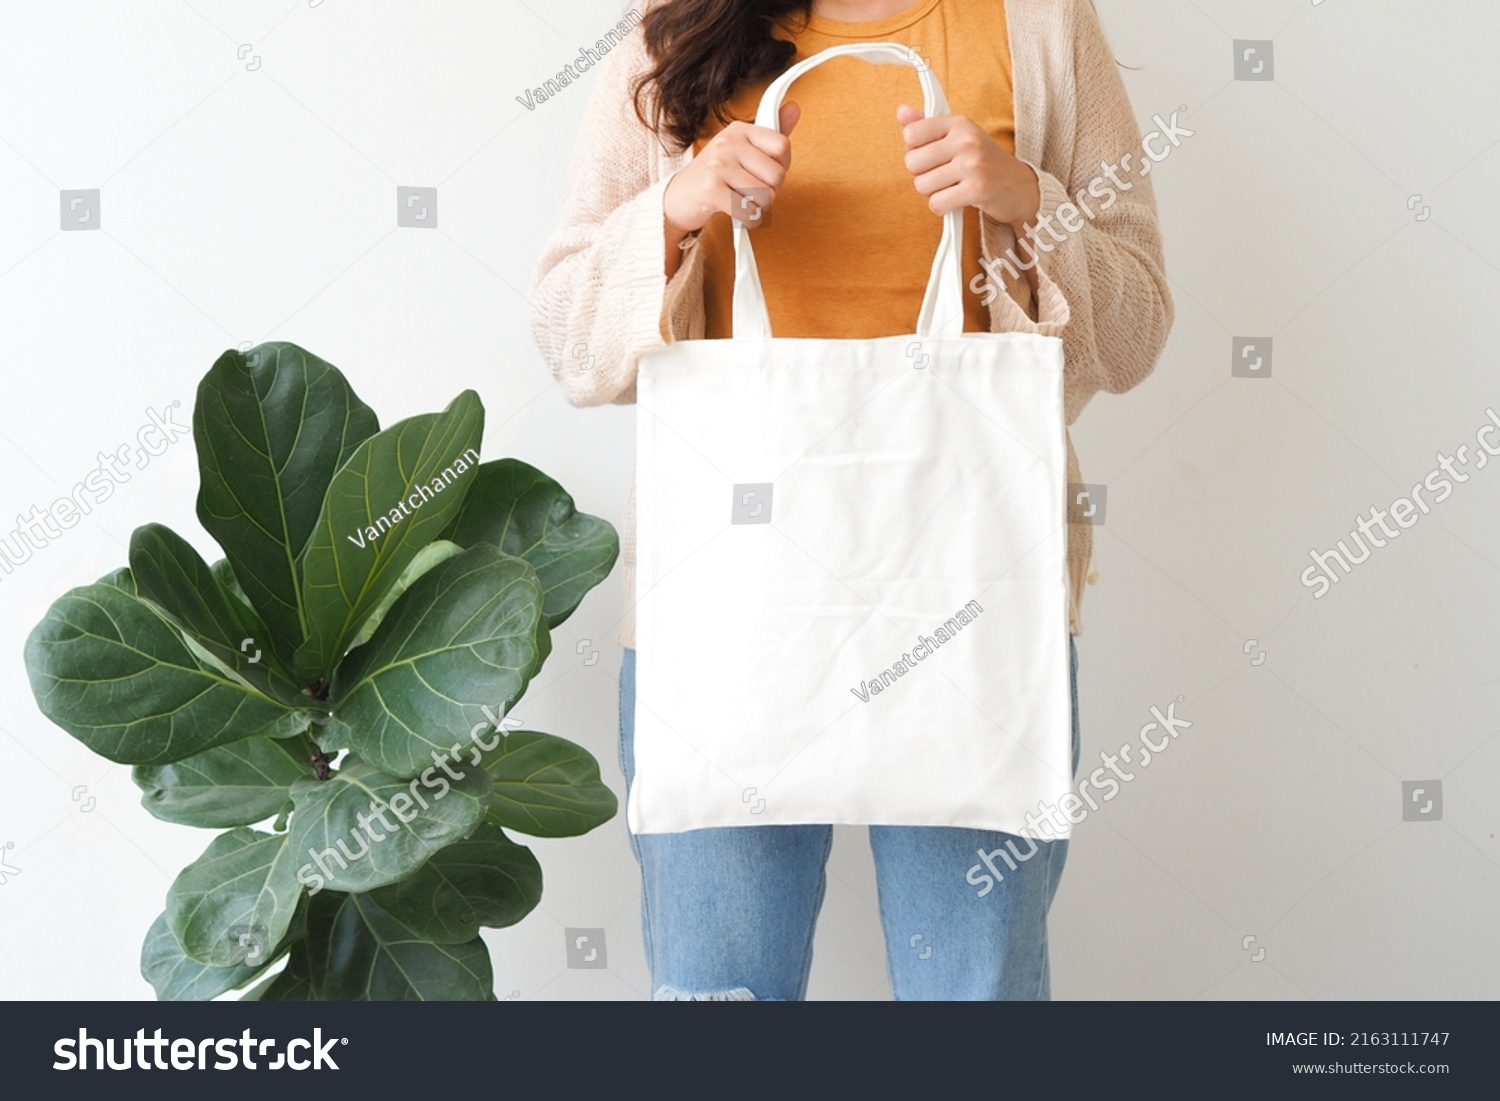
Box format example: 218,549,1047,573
309,743,332,781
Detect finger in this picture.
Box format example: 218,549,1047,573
742,120,795,166
903,137,956,176
895,103,924,128
900,114,954,150
729,143,789,192
779,100,801,137
924,179,978,216
714,168,785,221
910,160,966,200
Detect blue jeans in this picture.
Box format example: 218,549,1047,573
618,639,1081,1001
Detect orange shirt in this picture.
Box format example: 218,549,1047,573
692,0,1015,340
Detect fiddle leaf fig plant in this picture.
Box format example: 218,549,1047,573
24,343,620,1001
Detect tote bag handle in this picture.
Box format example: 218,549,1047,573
731,42,966,342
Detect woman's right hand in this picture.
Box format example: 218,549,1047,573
663,102,801,275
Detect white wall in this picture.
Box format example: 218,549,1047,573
0,0,1494,1000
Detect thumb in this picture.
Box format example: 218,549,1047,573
779,100,802,136
895,103,925,128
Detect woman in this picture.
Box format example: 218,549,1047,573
530,0,1172,1000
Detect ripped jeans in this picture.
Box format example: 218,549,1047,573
618,641,1080,1001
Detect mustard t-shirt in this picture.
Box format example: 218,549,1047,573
692,0,1015,339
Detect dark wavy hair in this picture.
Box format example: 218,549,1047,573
630,1,1115,154
631,0,814,153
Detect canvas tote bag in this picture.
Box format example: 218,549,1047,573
632,42,1074,837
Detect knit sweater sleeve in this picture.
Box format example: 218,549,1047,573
981,0,1173,400
528,30,706,409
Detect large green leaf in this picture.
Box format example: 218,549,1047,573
327,544,549,779
211,558,257,614
286,755,493,895
167,827,305,966
294,390,485,683
97,567,136,594
307,892,493,1001
129,522,303,704
133,734,312,828
144,899,307,1001
141,912,271,1001
483,730,618,838
346,539,464,652
442,458,619,628
24,580,309,766
370,822,541,943
194,343,379,664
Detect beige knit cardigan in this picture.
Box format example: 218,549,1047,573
529,0,1173,649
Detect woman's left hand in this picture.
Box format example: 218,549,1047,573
896,105,1041,234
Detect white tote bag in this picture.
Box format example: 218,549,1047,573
632,42,1074,838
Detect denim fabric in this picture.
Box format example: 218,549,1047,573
618,639,1080,1001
